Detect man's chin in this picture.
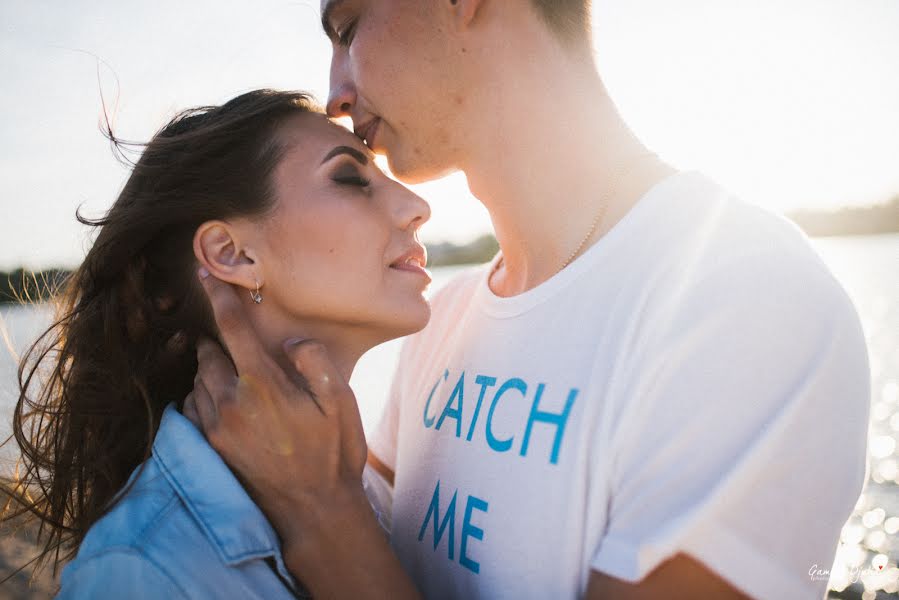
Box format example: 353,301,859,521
385,152,457,186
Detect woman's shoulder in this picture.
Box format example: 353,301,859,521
74,458,181,553
58,545,190,599
60,405,301,598
59,405,237,588
58,457,199,597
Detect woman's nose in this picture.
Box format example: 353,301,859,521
396,187,432,233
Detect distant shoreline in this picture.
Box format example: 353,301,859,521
785,198,899,238
2,219,897,305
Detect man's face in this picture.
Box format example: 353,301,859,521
320,0,468,184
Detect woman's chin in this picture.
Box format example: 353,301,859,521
410,302,432,333
389,300,432,339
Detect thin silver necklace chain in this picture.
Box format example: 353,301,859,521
491,151,658,282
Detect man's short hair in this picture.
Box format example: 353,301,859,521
530,0,592,46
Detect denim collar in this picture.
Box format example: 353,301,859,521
152,403,298,590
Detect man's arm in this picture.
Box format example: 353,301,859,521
279,482,419,600
587,554,752,600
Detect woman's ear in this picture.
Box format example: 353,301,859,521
193,220,263,289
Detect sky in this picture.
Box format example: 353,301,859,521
1,0,898,270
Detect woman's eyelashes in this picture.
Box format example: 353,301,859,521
332,164,370,188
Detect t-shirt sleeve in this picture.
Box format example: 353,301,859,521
590,249,870,599
57,550,189,599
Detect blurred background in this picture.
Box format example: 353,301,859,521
1,0,897,597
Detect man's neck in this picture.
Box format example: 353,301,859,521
459,46,676,297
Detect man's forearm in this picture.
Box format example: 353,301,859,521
281,483,420,600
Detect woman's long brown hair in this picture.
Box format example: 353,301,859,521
1,89,319,574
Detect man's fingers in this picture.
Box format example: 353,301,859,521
284,339,350,416
192,373,219,436
284,339,367,473
197,269,270,376
182,392,201,428
196,336,238,398
338,387,368,474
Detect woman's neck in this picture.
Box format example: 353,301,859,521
247,307,377,384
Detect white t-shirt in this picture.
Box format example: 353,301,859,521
369,170,870,599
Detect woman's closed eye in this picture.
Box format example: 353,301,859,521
332,164,370,187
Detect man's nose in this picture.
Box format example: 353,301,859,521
326,83,356,118
327,60,356,118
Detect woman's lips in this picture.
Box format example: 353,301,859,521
390,259,432,283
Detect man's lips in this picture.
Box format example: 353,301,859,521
354,118,381,148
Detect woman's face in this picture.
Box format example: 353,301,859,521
250,112,432,347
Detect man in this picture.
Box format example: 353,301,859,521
189,1,870,598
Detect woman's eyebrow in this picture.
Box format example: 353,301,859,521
321,145,370,166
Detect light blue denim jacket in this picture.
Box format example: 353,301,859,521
57,403,308,599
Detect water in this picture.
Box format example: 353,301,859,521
809,234,899,598
0,236,896,597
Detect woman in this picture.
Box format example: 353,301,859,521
3,89,431,598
